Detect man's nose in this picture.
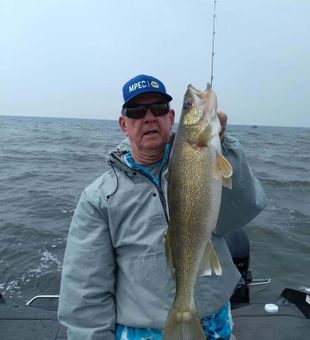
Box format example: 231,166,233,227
144,108,156,121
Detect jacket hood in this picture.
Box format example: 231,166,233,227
105,137,131,167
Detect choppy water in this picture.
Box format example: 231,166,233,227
0,115,309,305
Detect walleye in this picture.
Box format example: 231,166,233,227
163,84,233,340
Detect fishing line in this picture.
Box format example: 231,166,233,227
210,0,217,87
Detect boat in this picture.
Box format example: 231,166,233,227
0,229,309,339
225,229,310,339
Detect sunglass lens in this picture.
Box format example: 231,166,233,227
124,103,169,119
151,103,169,116
125,106,146,119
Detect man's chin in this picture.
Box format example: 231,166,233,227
140,141,165,153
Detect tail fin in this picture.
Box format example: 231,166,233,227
163,305,206,340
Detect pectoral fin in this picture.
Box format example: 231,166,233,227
216,153,233,189
197,130,210,147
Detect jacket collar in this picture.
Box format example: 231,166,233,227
107,134,175,171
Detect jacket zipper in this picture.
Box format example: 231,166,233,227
156,185,169,225
158,165,169,225
110,154,170,224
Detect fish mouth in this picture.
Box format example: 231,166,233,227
188,84,204,98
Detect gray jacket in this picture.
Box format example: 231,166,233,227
58,134,267,340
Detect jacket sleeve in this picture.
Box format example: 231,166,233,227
58,189,116,340
214,134,268,236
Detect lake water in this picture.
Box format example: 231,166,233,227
0,115,309,305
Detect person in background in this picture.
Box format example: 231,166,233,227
58,74,267,340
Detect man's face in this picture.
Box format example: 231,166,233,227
119,94,175,164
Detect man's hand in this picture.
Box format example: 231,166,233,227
217,111,227,142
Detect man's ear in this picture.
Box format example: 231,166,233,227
169,109,175,128
119,116,127,133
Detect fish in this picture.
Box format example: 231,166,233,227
163,84,233,340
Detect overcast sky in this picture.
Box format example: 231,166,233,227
1,0,309,127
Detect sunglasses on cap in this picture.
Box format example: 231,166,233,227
122,102,170,119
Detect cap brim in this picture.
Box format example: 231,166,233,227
123,92,173,108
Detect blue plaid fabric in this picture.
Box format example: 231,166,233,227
116,302,233,340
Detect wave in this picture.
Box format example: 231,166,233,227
1,249,63,300
261,177,310,188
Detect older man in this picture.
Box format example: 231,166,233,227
58,74,267,340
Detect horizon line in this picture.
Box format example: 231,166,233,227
0,114,309,129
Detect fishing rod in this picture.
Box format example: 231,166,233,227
210,0,217,87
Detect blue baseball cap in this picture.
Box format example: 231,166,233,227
122,74,173,108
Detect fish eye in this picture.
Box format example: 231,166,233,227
183,100,192,110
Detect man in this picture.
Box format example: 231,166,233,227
58,74,267,339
